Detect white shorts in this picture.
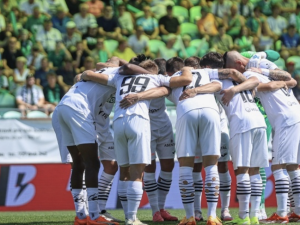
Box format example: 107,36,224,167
113,115,151,166
98,132,116,161
272,122,300,165
176,108,221,160
151,122,175,160
229,128,269,170
52,108,72,163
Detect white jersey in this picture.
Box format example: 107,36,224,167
169,68,220,120
215,73,266,138
107,73,170,121
218,102,229,133
253,72,300,129
149,97,170,130
259,59,278,70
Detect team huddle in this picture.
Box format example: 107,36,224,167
52,50,300,225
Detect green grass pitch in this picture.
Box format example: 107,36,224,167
2,208,300,225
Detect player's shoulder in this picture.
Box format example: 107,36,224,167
97,67,120,74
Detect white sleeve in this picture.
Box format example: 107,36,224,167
259,59,278,70
211,78,222,88
243,71,261,80
107,74,116,87
204,68,219,80
158,75,171,87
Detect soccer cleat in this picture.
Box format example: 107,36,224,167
207,216,222,225
74,216,87,225
160,209,178,221
250,217,259,224
100,210,122,222
260,213,289,224
195,210,204,221
224,216,250,225
152,211,164,222
125,218,148,225
221,209,233,221
288,212,300,222
177,216,196,225
87,215,119,225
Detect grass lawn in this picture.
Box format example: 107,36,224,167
1,208,296,225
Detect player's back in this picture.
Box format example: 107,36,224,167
149,97,170,130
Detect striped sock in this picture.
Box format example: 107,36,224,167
193,172,203,213
287,177,292,212
288,170,300,215
219,171,231,211
273,169,289,217
259,168,267,210
98,172,114,212
118,180,128,219
236,173,251,219
250,174,263,218
179,167,195,219
144,172,159,215
127,181,143,221
288,184,295,211
205,165,219,218
157,171,172,210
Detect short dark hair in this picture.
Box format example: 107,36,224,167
184,56,201,69
200,52,224,69
139,60,159,74
166,5,173,10
288,24,296,30
166,57,184,74
271,4,280,11
154,58,167,75
47,72,57,79
26,74,34,80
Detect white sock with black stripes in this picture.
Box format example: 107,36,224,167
98,172,114,212
219,171,231,212
157,171,172,210
236,173,251,219
288,170,300,215
144,172,159,215
86,188,99,220
205,165,219,218
72,189,88,219
193,172,203,213
179,167,195,219
250,174,263,218
118,180,128,219
127,181,143,221
273,169,289,217
288,182,295,212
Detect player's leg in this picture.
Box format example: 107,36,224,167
193,162,203,221
118,166,130,220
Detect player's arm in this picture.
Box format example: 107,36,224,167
221,76,259,106
96,56,128,70
257,78,297,92
242,50,280,62
81,70,110,85
179,81,221,101
216,69,247,83
119,63,150,75
248,68,291,81
120,87,171,109
169,67,193,88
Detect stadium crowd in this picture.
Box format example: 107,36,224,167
1,0,300,116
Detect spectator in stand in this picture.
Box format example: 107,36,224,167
159,5,180,38
11,6,27,25
62,21,82,48
48,42,72,69
27,44,44,71
211,0,232,23
43,72,64,106
90,38,110,63
289,4,300,33
136,6,159,40
0,8,6,31
86,0,104,18
36,19,62,52
20,0,44,16
2,37,23,70
97,5,122,40
256,0,273,17
80,56,95,72
0,0,18,17
73,3,96,34
281,0,296,20
246,6,264,37
16,75,47,116
178,34,198,59
158,34,177,60
234,26,253,52
112,39,136,62
286,61,300,78
24,6,46,35
57,58,77,92
237,0,253,18
65,0,80,15
128,0,147,11
13,57,31,87
118,4,134,37
180,0,194,9
71,41,89,69
0,66,8,90
226,4,242,39
51,6,70,34
292,74,300,102
280,24,300,58
20,29,33,58
211,25,233,54
34,57,54,88
267,4,287,39
128,26,151,57
42,0,69,17
82,23,100,54
0,23,16,48
197,6,218,41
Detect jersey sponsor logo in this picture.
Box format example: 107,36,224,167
98,103,109,119
220,145,227,150
149,108,160,113
252,55,259,59
164,139,175,147
287,101,298,106
108,146,114,150
106,94,115,103
221,153,227,157
245,107,259,112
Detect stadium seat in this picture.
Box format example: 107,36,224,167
148,40,166,54
165,98,175,107
173,6,189,23
190,6,201,23
190,38,209,57
275,40,282,51
180,23,199,39
274,57,286,70
0,91,16,108
287,56,300,69
3,111,22,119
104,40,119,53
27,111,48,118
